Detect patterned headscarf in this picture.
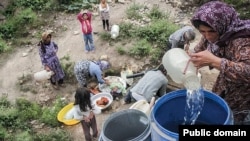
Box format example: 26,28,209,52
191,1,250,47
96,60,110,71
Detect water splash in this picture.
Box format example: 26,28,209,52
183,88,204,125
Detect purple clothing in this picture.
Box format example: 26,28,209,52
191,1,250,123
38,41,65,83
191,1,250,50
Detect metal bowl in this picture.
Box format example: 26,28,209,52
91,92,113,110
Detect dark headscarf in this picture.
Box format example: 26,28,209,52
191,1,250,47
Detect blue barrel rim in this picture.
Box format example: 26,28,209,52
151,89,232,136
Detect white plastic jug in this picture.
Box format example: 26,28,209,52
162,48,201,90
34,70,54,82
111,24,119,39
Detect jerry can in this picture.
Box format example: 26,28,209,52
34,70,54,82
111,24,119,39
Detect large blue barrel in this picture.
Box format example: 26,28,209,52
99,109,151,141
151,89,234,141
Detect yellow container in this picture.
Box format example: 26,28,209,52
57,103,80,126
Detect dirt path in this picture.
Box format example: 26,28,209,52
0,0,183,103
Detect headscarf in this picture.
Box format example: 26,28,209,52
41,30,53,42
191,1,250,47
38,30,53,53
96,60,110,71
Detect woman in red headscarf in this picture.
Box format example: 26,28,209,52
189,1,250,124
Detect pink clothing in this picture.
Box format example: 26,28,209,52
77,12,93,34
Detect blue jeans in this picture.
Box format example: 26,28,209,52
83,33,94,51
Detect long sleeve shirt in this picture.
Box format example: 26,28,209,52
130,70,168,102
169,26,194,48
194,37,250,122
38,41,58,66
89,62,105,84
99,3,109,12
77,12,92,34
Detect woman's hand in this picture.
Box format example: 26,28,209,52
189,50,221,70
44,66,51,71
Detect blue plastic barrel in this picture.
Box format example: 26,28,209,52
151,89,234,141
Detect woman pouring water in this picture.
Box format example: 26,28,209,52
189,1,250,124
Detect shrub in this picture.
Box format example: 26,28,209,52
0,21,16,39
137,20,179,49
0,8,37,39
126,3,143,20
0,95,11,108
14,131,33,141
147,5,166,20
15,98,42,122
40,98,66,127
119,22,137,39
99,31,112,41
34,128,72,141
128,39,151,58
61,1,92,13
60,54,76,83
150,48,164,64
117,46,126,55
16,0,48,11
0,125,7,141
0,107,19,129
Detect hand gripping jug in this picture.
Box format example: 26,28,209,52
162,48,201,90
111,24,119,39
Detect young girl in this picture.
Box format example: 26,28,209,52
73,87,98,141
99,0,110,31
77,9,95,53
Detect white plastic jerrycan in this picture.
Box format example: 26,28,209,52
110,24,119,39
162,48,201,90
34,70,54,82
